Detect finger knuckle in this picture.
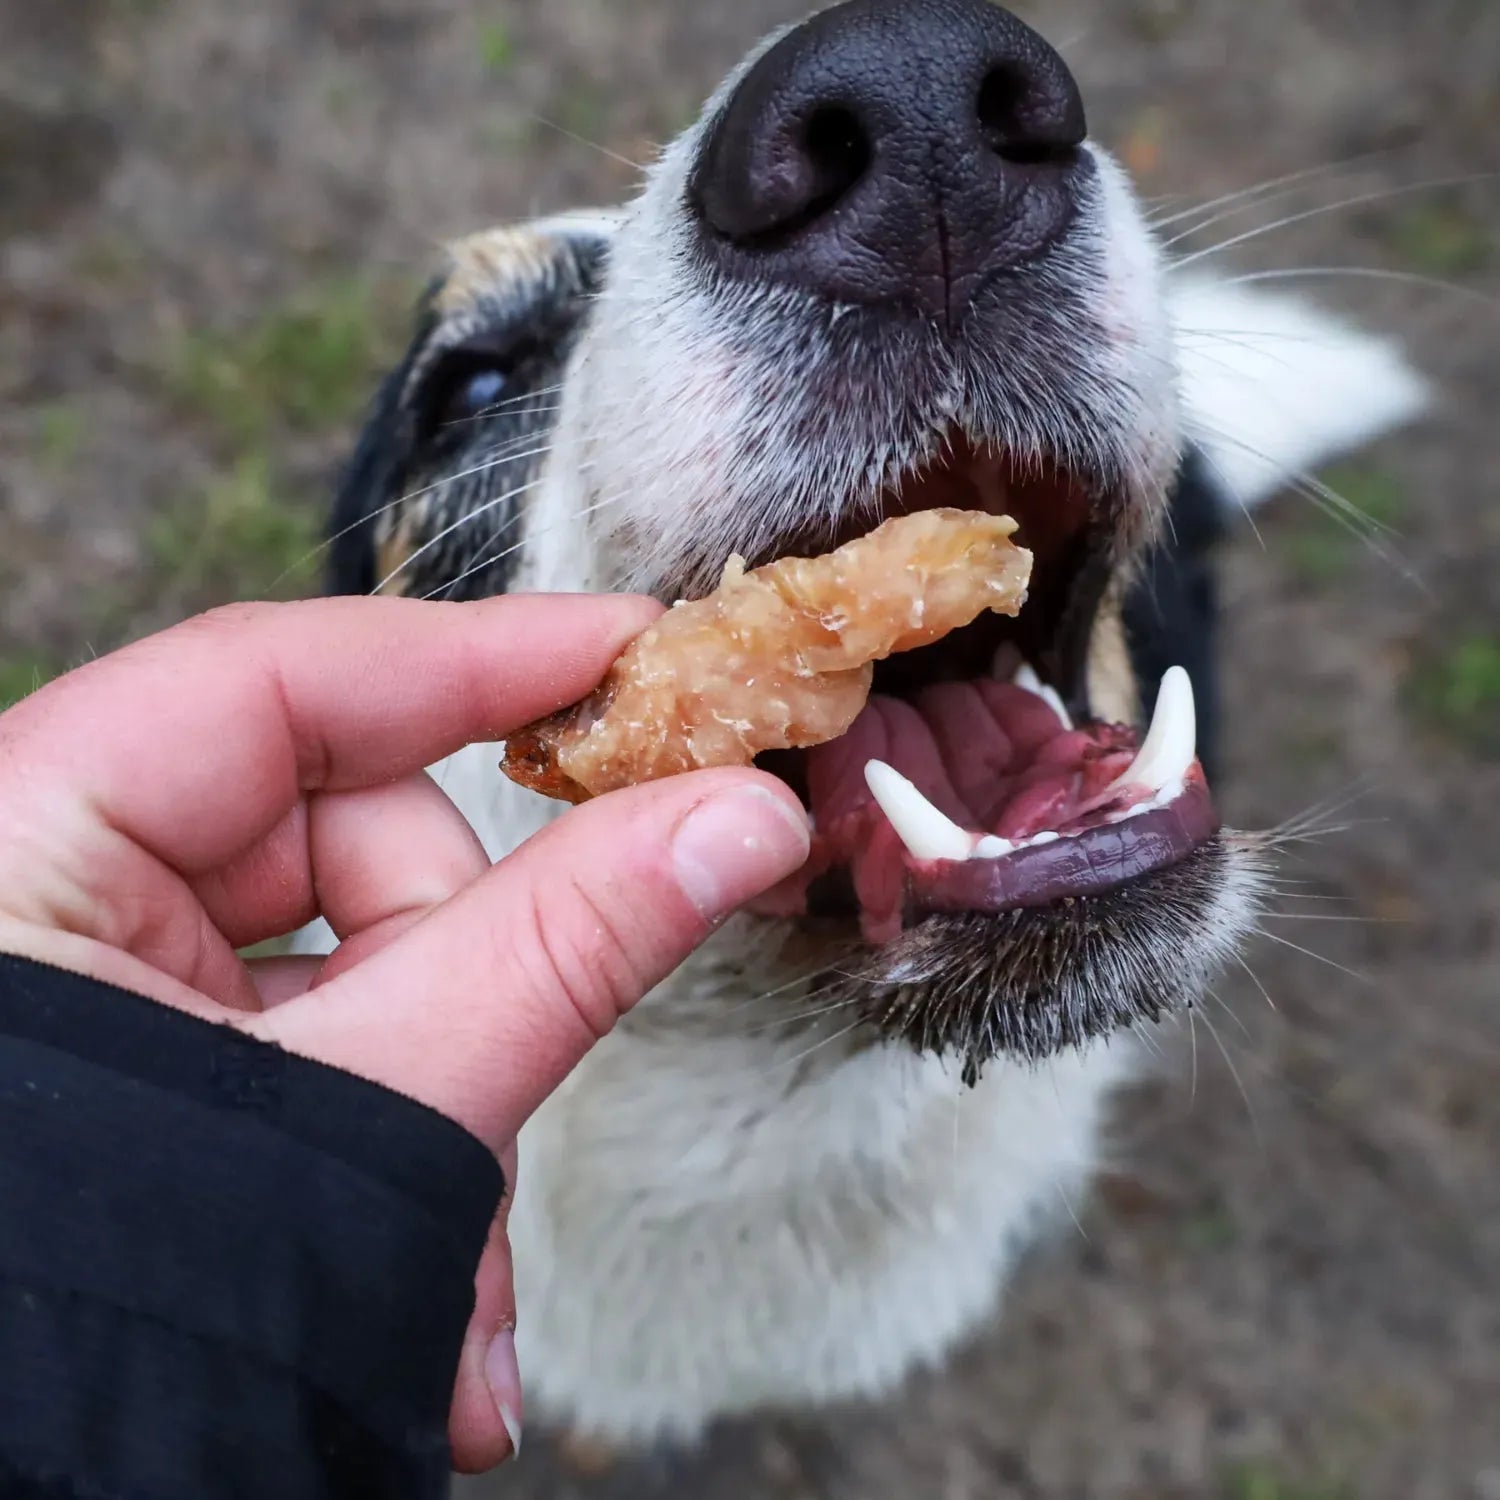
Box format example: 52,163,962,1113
521,876,647,1047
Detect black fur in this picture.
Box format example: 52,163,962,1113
1124,444,1227,782
324,236,608,603
326,295,440,598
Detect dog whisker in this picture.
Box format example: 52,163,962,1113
412,485,637,601
1224,265,1500,313
1232,950,1278,1013
1169,172,1498,271
372,456,571,595
1146,148,1406,233
1192,1001,1262,1144
526,111,651,174
1250,928,1372,984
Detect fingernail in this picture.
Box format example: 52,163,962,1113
484,1328,524,1458
673,785,811,919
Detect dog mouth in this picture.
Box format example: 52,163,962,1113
741,434,1217,943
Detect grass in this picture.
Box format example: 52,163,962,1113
1388,201,1492,277
72,232,151,292
1182,1202,1239,1253
1280,462,1409,585
1406,632,1500,754
0,654,59,712
1224,1464,1352,1500
1126,0,1197,44
1283,725,1344,772
36,403,88,471
148,454,323,598
477,17,514,74
149,274,415,609
543,80,613,150
161,276,411,452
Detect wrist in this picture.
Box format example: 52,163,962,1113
0,919,222,1022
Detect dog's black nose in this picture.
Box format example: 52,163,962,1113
692,0,1087,324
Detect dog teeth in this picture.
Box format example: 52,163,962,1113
1013,663,1074,730
974,834,1016,858
864,761,976,862
1110,666,1196,796
867,671,1194,867
973,829,1061,860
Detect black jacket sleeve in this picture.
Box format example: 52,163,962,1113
0,953,505,1500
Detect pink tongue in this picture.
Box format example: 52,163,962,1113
806,685,1090,838
799,684,1137,942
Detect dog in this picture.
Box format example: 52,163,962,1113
307,0,1426,1448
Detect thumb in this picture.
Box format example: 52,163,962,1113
249,768,809,1152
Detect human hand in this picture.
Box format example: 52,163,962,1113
0,595,810,1471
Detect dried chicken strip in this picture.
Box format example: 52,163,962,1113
502,508,1033,804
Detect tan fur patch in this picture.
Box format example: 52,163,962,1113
1087,595,1137,726
374,502,427,597
435,228,558,323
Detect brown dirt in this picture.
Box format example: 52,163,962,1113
1,2,1496,1496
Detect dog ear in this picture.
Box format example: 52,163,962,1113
1123,444,1227,783
324,288,440,598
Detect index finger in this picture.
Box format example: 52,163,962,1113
0,594,658,876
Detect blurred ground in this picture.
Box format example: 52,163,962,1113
1,1,1496,1496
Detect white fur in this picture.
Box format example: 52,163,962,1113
512,1000,1131,1440
1169,276,1429,510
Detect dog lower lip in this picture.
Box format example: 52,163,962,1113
908,776,1218,917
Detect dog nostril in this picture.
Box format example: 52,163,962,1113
801,105,872,203
695,99,874,247
977,64,1080,166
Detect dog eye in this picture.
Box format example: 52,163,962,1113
438,366,510,427
416,333,548,444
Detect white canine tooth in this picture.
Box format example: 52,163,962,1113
1110,665,1196,796
1029,830,1061,846
974,834,1016,859
864,761,975,862
1013,662,1074,730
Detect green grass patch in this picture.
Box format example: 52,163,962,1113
544,80,612,149
1182,1202,1238,1253
477,17,514,73
1388,201,1492,277
1223,1462,1352,1500
161,276,410,451
0,654,59,711
72,232,150,292
148,455,322,598
1280,462,1409,585
1126,0,1197,43
323,78,358,121
152,271,414,612
1406,632,1500,755
1283,725,1344,772
35,403,88,471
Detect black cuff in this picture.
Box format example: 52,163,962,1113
0,953,505,1500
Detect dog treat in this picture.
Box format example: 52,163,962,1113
502,508,1033,803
